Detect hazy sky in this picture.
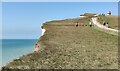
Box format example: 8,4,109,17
1,0,119,2
0,2,1,66
2,2,118,39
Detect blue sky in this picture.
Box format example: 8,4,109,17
1,0,119,2
0,2,1,66
2,2,118,39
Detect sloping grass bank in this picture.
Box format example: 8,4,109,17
2,17,118,70
97,15,119,30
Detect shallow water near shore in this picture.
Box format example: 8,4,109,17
2,39,37,66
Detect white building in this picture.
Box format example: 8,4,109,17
107,11,111,15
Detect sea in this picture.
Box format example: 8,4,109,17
1,39,37,67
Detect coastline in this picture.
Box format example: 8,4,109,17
34,28,46,52
1,15,118,69
2,39,37,69
1,27,46,69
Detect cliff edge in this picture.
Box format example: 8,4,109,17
2,15,118,70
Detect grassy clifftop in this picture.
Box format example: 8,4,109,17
97,15,119,30
2,16,118,70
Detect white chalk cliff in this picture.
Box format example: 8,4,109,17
34,28,46,52
42,29,46,36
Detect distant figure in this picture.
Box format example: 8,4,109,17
103,22,106,26
106,22,109,25
103,21,106,26
89,19,92,27
106,22,109,27
76,22,79,27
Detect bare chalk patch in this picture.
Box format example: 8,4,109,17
34,28,46,52
42,29,46,36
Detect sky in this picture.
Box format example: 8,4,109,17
1,0,119,2
2,2,118,39
0,3,2,39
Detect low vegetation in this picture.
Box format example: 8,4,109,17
97,15,119,30
2,16,118,70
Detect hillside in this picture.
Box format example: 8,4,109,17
97,15,119,30
2,16,118,70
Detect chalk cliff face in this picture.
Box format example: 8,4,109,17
34,28,46,52
42,28,46,36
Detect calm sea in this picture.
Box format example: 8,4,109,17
1,39,37,67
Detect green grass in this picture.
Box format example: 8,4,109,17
97,15,119,30
3,17,118,69
44,17,90,26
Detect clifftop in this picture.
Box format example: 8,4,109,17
2,15,118,70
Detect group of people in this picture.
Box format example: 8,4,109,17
75,18,109,28
103,21,109,27
75,19,93,27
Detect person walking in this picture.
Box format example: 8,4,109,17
76,22,79,27
89,19,92,27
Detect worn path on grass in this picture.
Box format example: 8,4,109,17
2,18,118,69
92,17,119,35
